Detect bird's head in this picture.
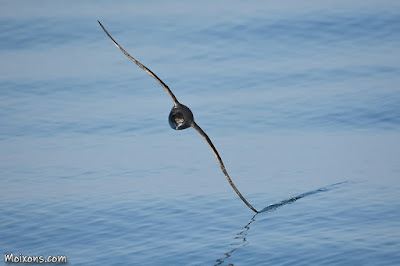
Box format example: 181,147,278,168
168,104,194,130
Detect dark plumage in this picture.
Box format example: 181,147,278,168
98,21,258,213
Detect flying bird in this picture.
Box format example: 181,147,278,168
98,21,258,213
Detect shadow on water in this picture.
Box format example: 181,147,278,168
215,181,348,265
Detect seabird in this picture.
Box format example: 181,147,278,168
98,21,258,213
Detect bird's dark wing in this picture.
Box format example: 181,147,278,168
191,121,258,213
98,20,179,105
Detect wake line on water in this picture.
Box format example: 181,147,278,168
258,181,348,213
215,181,348,265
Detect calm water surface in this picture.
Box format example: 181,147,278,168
1,1,400,265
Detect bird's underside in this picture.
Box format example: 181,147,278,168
98,20,258,213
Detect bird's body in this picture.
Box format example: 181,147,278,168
98,21,258,213
169,104,193,130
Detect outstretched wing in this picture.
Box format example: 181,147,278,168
191,121,258,213
98,20,179,105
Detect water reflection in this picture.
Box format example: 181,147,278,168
215,181,348,265
215,215,256,266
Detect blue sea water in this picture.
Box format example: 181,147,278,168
1,1,400,265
